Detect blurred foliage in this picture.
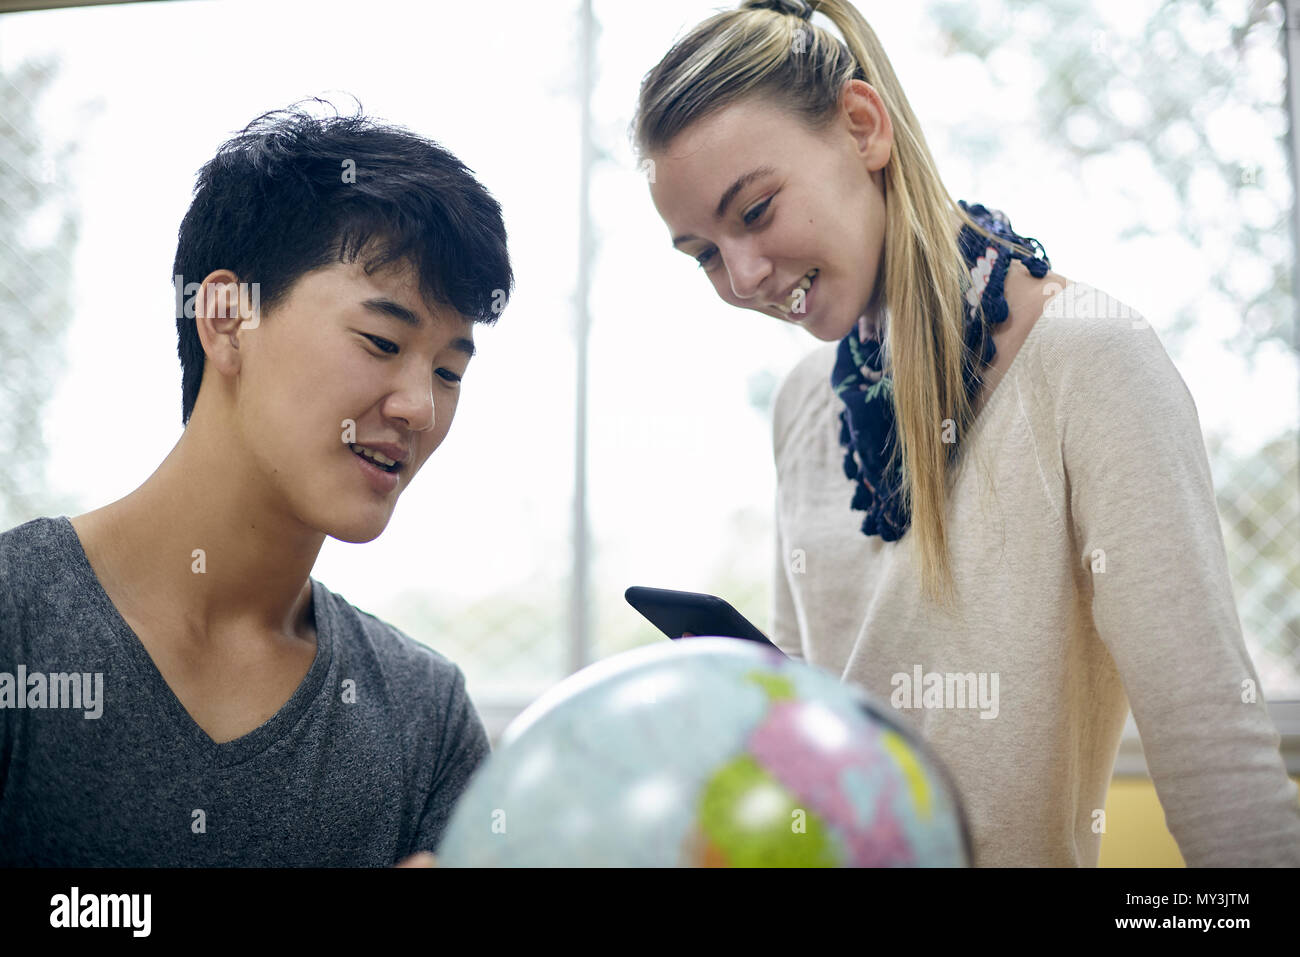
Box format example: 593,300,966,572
0,57,86,531
931,0,1291,361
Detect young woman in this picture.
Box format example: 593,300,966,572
631,0,1300,866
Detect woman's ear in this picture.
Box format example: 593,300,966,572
840,79,893,172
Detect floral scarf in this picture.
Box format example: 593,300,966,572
830,201,1052,540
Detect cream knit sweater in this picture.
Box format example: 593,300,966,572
770,280,1300,866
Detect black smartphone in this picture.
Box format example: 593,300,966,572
624,586,784,653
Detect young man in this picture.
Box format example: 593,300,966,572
0,103,513,866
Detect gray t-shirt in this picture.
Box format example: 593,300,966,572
0,515,490,866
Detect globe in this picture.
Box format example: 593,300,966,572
438,637,972,866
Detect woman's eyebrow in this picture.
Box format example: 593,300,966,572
671,164,778,247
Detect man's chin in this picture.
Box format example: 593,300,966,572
323,511,392,545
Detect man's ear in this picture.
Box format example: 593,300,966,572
195,269,252,377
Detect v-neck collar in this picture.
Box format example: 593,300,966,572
57,515,334,766
959,280,1080,451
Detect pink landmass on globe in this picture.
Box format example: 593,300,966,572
747,699,914,866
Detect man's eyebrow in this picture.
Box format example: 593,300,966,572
361,297,476,358
671,164,778,248
362,296,423,327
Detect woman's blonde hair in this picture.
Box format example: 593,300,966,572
631,0,1038,603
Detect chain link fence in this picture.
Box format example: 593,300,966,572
1210,432,1300,697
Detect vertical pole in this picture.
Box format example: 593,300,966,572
570,0,595,676
1286,3,1300,490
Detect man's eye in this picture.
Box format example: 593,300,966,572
366,335,462,382
743,198,771,226
695,248,716,268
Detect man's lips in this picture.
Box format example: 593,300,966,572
351,439,405,465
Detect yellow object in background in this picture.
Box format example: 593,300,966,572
1098,775,1300,867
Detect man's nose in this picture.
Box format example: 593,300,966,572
388,369,438,434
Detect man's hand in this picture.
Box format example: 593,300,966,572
395,852,438,867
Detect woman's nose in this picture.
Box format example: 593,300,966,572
723,245,770,301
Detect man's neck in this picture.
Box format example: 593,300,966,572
74,421,323,648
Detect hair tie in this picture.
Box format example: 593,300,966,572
747,0,815,22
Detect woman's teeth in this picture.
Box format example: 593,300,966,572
782,269,818,314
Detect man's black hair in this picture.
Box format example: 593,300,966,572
172,98,513,425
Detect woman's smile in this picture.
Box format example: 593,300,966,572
776,268,819,321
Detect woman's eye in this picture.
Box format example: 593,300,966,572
696,198,771,267
365,335,398,355
743,198,772,226
437,369,462,383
